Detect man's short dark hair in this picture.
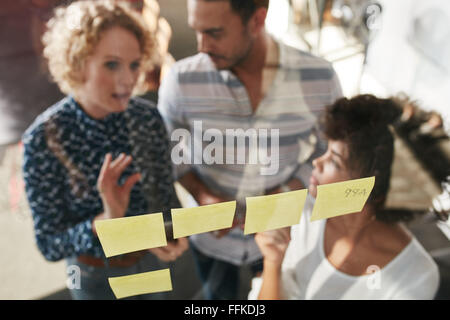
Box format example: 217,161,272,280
204,0,269,23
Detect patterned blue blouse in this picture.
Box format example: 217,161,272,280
22,96,180,261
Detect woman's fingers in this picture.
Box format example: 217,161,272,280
271,227,290,243
256,228,291,264
278,227,291,243
98,153,122,185
96,153,140,219
98,153,138,187
99,153,112,177
106,153,132,180
109,153,126,169
257,228,291,247
122,172,141,194
97,153,112,192
111,155,137,189
114,155,133,177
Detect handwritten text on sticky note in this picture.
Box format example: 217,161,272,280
310,176,375,221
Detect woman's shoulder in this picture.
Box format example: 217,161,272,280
127,96,162,119
385,226,439,280
127,96,157,114
22,96,75,146
405,234,439,272
387,232,440,298
126,96,166,129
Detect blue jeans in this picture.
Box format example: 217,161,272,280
190,242,263,300
65,252,168,300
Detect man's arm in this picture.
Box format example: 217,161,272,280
265,177,305,195
157,66,230,238
179,171,227,206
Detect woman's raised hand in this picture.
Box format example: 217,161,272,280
97,153,141,220
255,227,291,267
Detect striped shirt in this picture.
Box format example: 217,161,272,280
158,40,342,265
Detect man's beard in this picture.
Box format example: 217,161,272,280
210,30,254,70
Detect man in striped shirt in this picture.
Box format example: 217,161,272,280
158,0,342,299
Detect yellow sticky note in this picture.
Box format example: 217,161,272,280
95,213,167,257
108,268,172,299
310,176,375,221
244,189,308,235
171,201,236,238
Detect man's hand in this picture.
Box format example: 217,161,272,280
149,237,189,262
179,172,236,238
183,175,232,238
212,217,243,238
265,178,305,196
195,188,226,206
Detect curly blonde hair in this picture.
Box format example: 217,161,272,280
43,0,156,95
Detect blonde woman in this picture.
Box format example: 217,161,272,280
22,0,187,300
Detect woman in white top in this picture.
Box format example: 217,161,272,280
250,95,440,300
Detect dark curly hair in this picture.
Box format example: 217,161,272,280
320,94,416,223
203,0,269,23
